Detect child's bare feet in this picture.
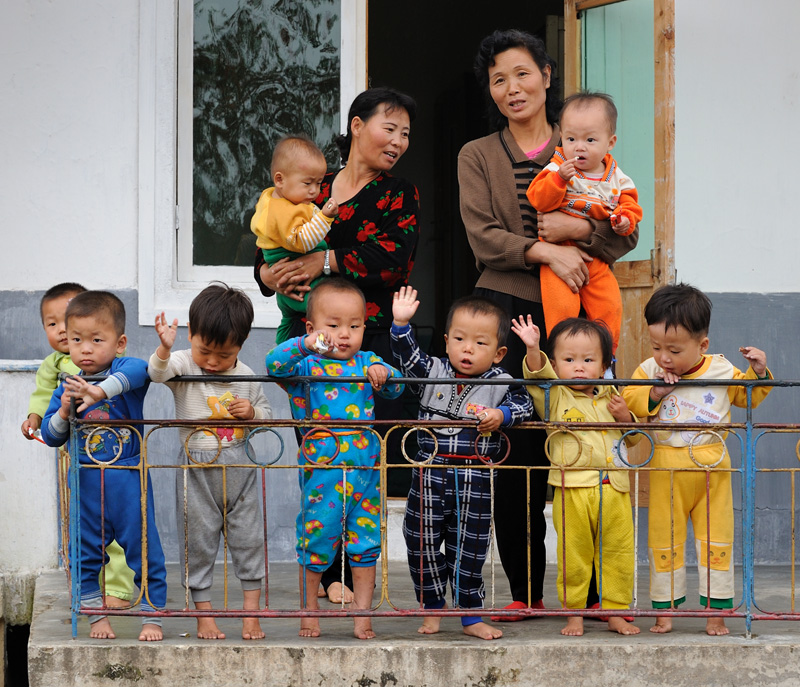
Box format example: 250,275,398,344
317,584,327,598
242,617,265,640
608,617,640,635
418,614,442,634
299,617,321,638
196,617,226,639
463,621,503,640
353,616,375,640
104,595,131,609
650,616,672,633
326,581,354,604
561,616,584,636
706,617,729,636
299,567,323,638
138,623,163,641
89,618,116,639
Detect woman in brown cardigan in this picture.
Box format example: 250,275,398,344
458,29,637,620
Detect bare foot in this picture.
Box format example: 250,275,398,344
89,618,116,639
104,595,131,609
417,614,442,635
650,616,672,633
242,617,265,640
196,617,226,640
706,617,729,636
608,616,640,635
463,621,503,640
299,617,321,638
317,584,327,598
353,616,375,640
138,623,163,641
326,582,354,604
561,616,584,636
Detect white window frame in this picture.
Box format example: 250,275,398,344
137,0,366,327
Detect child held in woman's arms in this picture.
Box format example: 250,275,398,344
622,284,772,636
512,315,640,637
40,291,167,641
526,92,643,353
265,278,404,640
149,283,272,640
391,288,533,641
22,283,135,609
251,135,339,343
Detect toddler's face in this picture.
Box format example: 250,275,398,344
305,290,366,361
188,332,242,374
647,323,709,377
273,154,327,206
444,309,506,377
550,331,605,395
42,293,79,354
560,101,617,175
67,315,127,375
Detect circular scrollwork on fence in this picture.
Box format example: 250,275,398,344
473,429,511,465
83,426,125,465
543,428,584,468
614,429,655,468
183,428,222,465
400,427,438,465
243,427,285,466
300,427,341,465
687,429,728,468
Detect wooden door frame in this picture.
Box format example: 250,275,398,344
563,0,675,287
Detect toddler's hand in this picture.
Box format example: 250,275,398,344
367,364,389,391
610,214,631,235
392,286,419,327
511,314,541,350
60,376,107,416
21,414,41,439
608,394,632,424
739,346,767,377
227,398,254,420
155,312,179,350
650,370,678,403
558,158,578,181
322,198,339,218
477,408,504,433
305,330,332,355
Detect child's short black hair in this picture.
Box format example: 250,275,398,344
560,91,618,133
548,317,614,370
66,291,126,336
40,282,87,321
189,282,254,347
445,296,510,347
644,283,712,337
306,278,366,322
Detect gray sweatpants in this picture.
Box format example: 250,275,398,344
176,444,265,603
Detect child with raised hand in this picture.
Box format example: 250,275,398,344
251,135,339,343
622,283,772,636
265,277,404,640
149,283,272,641
527,91,643,353
40,291,166,641
391,287,532,641
23,283,135,612
512,315,639,637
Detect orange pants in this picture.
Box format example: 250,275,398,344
540,248,622,351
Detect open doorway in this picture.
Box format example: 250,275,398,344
367,2,565,355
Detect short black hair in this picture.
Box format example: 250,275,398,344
644,283,712,337
66,291,126,336
548,317,614,370
560,91,618,133
445,295,510,347
270,135,327,178
306,278,366,322
189,282,254,347
40,282,86,321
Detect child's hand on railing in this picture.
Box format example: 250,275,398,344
477,408,504,433
367,364,389,391
739,346,767,377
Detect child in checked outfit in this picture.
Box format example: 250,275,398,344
512,315,639,637
622,284,772,635
251,135,339,343
149,283,272,640
527,92,642,353
41,291,167,641
391,288,533,640
265,278,403,639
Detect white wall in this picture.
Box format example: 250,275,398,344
0,1,140,290
675,0,800,292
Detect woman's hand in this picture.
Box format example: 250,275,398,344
536,212,593,244
527,241,593,293
260,253,325,302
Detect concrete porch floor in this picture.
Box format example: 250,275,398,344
27,562,800,687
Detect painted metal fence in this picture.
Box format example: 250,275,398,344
60,375,799,638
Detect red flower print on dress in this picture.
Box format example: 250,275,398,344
376,194,390,210
397,214,416,231
390,193,404,211
338,204,355,222
357,221,379,242
380,269,403,287
378,238,397,252
365,302,381,321
343,253,368,278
